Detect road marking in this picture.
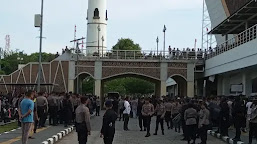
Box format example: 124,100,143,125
0,126,50,144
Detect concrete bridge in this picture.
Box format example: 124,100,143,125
0,50,204,99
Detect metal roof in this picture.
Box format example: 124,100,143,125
209,0,257,35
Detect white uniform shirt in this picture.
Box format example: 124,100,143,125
246,102,253,115
123,100,131,114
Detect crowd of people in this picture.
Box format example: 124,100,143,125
0,91,98,144
100,95,257,144
3,91,257,144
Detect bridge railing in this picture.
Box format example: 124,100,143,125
85,49,206,60
206,23,257,59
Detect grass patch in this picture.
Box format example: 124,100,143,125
0,122,19,133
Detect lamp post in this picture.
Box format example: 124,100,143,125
156,37,159,56
37,0,44,92
163,25,167,57
97,25,101,57
17,57,24,64
101,36,104,57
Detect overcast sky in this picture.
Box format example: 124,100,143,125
0,0,203,54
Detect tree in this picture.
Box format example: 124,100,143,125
104,78,154,96
112,38,141,51
0,51,56,75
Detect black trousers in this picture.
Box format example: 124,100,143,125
96,106,100,116
249,122,257,143
123,114,129,130
49,106,58,125
76,123,88,144
199,125,208,144
38,106,47,127
138,115,146,129
165,111,172,129
34,120,38,132
186,124,197,143
119,109,124,121
235,125,241,139
104,137,114,144
144,116,151,134
155,115,164,133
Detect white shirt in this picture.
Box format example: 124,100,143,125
123,100,131,114
246,102,253,115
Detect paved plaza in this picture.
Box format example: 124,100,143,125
57,111,226,144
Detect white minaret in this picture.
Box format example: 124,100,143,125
86,0,107,56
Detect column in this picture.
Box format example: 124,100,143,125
160,80,167,96
242,71,251,96
217,76,223,96
222,76,230,96
187,81,194,98
94,60,103,106
68,79,74,93
160,62,168,97
187,63,195,97
94,79,102,97
68,61,76,93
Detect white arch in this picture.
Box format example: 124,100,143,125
168,74,187,81
75,72,94,79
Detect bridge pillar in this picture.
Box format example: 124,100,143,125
243,71,251,96
94,61,103,107
68,61,76,93
187,63,195,97
159,62,168,96
222,76,230,96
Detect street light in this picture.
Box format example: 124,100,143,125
101,36,104,57
17,57,24,64
97,25,101,57
37,0,44,92
156,37,159,56
163,25,167,57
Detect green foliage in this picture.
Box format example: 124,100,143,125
112,38,141,51
104,77,154,95
0,51,56,75
82,77,95,94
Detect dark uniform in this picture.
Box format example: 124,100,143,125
101,109,117,144
75,104,91,144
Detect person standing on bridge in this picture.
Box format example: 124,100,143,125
19,90,34,144
75,96,91,144
100,100,117,144
142,97,154,137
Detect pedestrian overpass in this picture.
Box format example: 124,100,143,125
0,50,204,99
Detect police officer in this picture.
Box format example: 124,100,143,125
36,92,48,127
75,96,91,144
48,93,58,126
142,97,154,137
164,98,173,129
154,99,165,135
100,100,117,144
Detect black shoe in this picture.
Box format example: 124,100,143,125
153,133,157,135
140,129,143,131
162,131,164,135
145,133,150,137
